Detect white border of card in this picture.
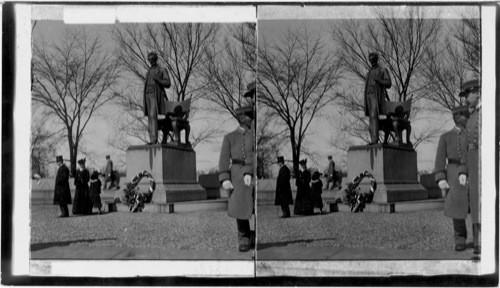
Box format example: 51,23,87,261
12,2,496,278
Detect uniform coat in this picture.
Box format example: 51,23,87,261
434,127,468,219
53,164,72,205
143,64,171,116
458,106,480,223
219,125,255,220
364,65,392,117
275,165,293,205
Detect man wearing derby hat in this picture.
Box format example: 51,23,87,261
274,156,293,218
53,155,71,217
457,79,481,255
434,105,469,251
219,105,255,252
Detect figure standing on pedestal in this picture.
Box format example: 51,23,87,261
219,106,255,252
53,155,71,218
324,155,336,190
364,52,392,144
103,155,113,190
434,106,469,251
275,156,293,218
458,79,481,256
143,52,171,145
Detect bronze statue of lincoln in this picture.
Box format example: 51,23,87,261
364,52,392,145
143,52,171,145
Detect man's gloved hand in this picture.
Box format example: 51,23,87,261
222,180,234,191
459,174,467,186
438,180,449,190
244,174,252,186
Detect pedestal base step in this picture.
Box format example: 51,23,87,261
106,198,228,214
326,199,444,213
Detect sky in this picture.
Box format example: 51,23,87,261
257,6,480,175
32,21,239,176
31,5,481,178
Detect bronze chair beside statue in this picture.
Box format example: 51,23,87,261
378,99,412,147
158,99,191,147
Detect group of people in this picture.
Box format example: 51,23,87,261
275,157,325,218
433,79,481,256
53,155,114,217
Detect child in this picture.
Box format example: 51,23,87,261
311,171,324,214
89,170,103,214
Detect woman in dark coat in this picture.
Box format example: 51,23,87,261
72,158,92,215
89,170,103,214
274,156,293,218
293,159,314,215
311,171,324,213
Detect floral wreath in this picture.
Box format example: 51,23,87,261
342,170,377,213
121,170,156,212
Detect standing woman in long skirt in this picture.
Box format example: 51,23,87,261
72,158,92,215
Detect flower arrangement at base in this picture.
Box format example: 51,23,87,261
342,170,377,213
121,170,156,212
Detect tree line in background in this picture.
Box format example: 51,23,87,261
31,7,479,178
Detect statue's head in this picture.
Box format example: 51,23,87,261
147,52,158,66
368,52,379,66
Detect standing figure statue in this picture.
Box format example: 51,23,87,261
143,52,171,145
364,52,392,144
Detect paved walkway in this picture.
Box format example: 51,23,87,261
31,243,478,261
31,245,254,260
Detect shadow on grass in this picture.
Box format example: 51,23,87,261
257,237,336,250
30,238,117,252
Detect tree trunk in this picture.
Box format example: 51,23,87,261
290,134,299,177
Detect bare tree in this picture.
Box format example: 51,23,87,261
32,27,119,176
203,23,256,119
422,17,480,111
256,110,287,178
111,23,221,146
329,7,444,146
31,111,64,177
451,16,480,75
258,26,342,174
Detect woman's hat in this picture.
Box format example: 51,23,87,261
299,159,307,165
77,158,86,165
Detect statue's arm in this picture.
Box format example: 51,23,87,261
155,68,171,89
379,68,392,88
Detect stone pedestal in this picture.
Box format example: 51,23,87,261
347,144,427,203
126,144,206,203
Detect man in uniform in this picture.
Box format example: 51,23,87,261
458,79,481,255
275,156,293,218
364,52,392,144
325,155,336,190
434,106,469,251
53,155,71,217
219,106,255,252
143,52,171,144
